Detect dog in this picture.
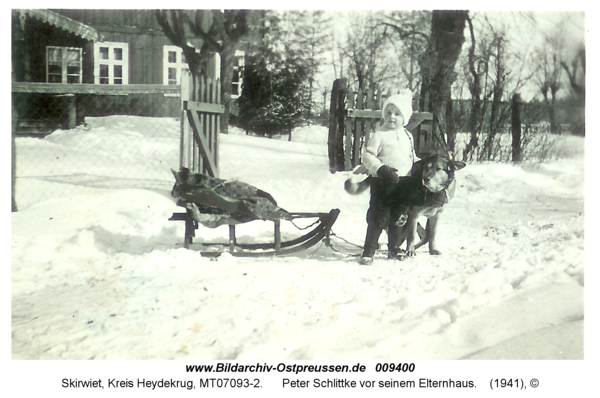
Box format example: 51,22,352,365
345,154,466,257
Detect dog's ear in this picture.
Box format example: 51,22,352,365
450,160,466,171
171,169,180,182
411,158,425,174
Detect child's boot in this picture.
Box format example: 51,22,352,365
360,224,382,265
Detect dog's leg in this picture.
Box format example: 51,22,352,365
405,214,419,257
388,205,409,257
426,215,442,255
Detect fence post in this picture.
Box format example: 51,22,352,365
213,78,221,178
511,93,522,163
363,85,376,155
54,94,77,129
327,79,340,173
180,69,191,170
11,96,18,212
353,88,364,168
196,75,205,173
327,78,347,173
344,89,355,171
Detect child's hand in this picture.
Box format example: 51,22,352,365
377,165,400,184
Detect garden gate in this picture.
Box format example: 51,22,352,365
327,78,433,172
180,69,224,177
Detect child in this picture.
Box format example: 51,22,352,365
359,91,417,265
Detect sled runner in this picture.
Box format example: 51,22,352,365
169,168,340,257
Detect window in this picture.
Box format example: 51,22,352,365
163,45,191,85
231,50,245,98
94,42,128,85
161,46,244,99
46,46,82,84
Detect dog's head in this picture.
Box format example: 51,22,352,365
414,155,466,193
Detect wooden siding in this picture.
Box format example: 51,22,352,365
52,10,205,85
51,9,168,32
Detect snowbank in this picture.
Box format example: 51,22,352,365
11,116,585,361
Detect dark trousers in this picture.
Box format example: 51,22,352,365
362,178,408,258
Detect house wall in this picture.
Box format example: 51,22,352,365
12,10,199,132
53,9,206,85
12,14,91,83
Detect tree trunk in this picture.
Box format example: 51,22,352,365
307,78,313,121
421,10,468,155
219,43,236,135
549,87,558,134
541,90,558,135
485,85,504,160
548,101,557,134
511,93,522,163
446,100,455,153
465,98,481,162
561,50,585,135
464,15,482,162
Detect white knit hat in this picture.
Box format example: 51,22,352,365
381,90,413,126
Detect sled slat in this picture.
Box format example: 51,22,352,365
274,220,281,251
229,225,236,253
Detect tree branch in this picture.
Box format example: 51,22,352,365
380,22,430,42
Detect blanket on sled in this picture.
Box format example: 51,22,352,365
171,168,291,228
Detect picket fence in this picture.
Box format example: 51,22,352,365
327,78,433,172
180,69,224,177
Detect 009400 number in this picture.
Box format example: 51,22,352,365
375,363,415,372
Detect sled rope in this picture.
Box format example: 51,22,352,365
329,231,363,248
325,230,363,256
290,218,321,231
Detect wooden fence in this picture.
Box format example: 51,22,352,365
327,78,433,172
179,69,224,177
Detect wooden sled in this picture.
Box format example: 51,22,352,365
170,206,340,258
169,167,340,257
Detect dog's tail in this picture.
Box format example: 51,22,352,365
344,176,374,195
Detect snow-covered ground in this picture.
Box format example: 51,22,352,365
11,116,587,363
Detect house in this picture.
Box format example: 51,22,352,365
11,9,244,86
11,9,245,132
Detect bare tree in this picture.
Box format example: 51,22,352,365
459,12,540,161
561,46,585,135
481,26,510,161
381,10,431,94
155,10,254,134
292,10,333,120
462,14,485,161
338,12,388,92
533,25,566,135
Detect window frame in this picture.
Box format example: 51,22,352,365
94,41,129,85
231,50,245,99
46,46,82,84
163,45,190,85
